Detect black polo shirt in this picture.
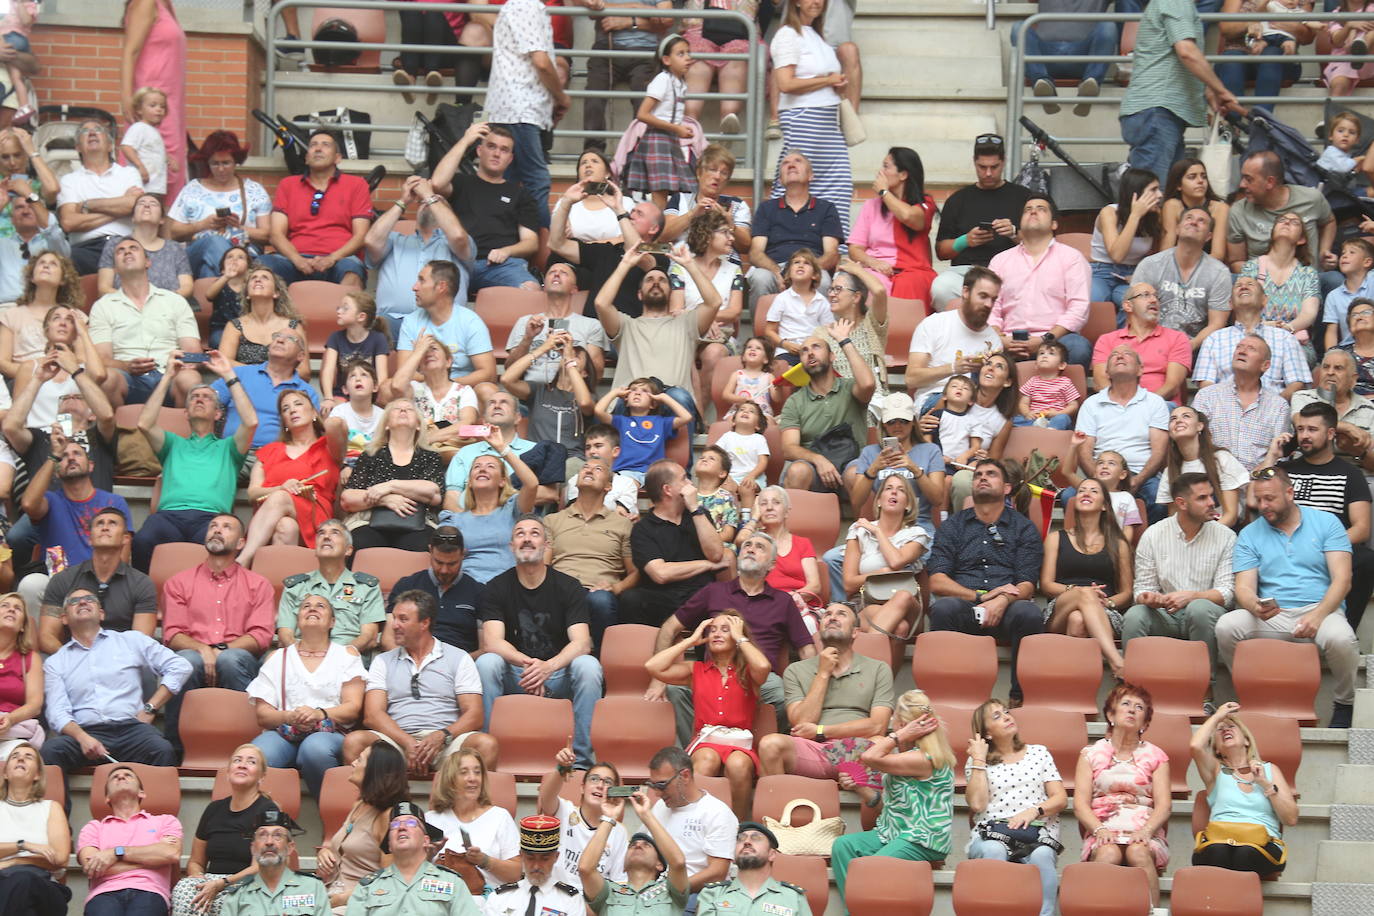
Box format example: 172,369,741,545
630,509,714,603
752,195,844,266
388,568,484,653
40,560,157,631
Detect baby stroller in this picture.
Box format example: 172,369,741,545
31,104,119,181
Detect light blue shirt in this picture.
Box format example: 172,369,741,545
366,229,475,325
443,436,536,502
1234,505,1352,611
0,222,71,303
210,363,320,450
1322,272,1374,348
436,495,522,584
397,303,494,380
1074,384,1170,473
44,629,192,733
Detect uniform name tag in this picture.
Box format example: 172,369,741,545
760,904,792,916
539,907,567,916
283,894,316,907
422,878,456,896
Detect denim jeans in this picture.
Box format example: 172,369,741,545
1216,46,1300,114
967,839,1059,916
492,122,552,228
476,654,603,768
1014,20,1119,84
1120,107,1188,186
584,587,618,652
187,233,235,279
85,886,169,916
1055,331,1092,368
132,509,217,571
252,728,344,798
164,648,262,755
470,257,541,293
1091,260,1134,311
256,252,366,285
1012,413,1073,430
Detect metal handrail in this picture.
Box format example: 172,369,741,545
1007,10,1374,172
266,0,767,204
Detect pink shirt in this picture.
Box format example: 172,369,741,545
988,240,1091,335
1092,324,1193,399
847,197,899,264
161,561,275,651
77,810,183,904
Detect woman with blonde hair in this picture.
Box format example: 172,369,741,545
645,609,772,819
340,398,445,552
425,747,522,894
842,474,929,667
829,689,956,900
0,592,43,758
0,741,70,914
437,428,539,584
0,251,85,379
1189,702,1297,875
172,743,281,916
386,332,478,452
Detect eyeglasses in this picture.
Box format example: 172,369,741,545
644,771,682,793
270,331,300,343
1350,307,1374,318
390,816,422,830
64,595,98,607
1250,465,1282,481
410,672,422,700
974,134,1004,146
310,188,327,215
254,829,292,842
1125,290,1157,301
584,774,615,787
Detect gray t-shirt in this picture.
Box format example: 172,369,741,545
1034,0,1111,43
1227,185,1334,261
1131,247,1233,340
505,311,610,385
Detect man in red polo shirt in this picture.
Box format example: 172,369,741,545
1091,281,1193,403
260,129,373,289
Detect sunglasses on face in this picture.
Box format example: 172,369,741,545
644,771,681,792
390,817,422,830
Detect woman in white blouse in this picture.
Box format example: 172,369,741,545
564,149,631,243
247,593,365,797
670,208,746,412
426,748,523,896
965,699,1068,916
842,474,930,667
385,334,479,454
1157,405,1248,528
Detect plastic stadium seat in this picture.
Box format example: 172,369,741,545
853,630,896,669
288,280,349,355
43,767,64,809
353,546,432,601
191,276,216,341
590,697,677,780
696,774,734,810
1009,705,1088,792
601,624,659,697
1017,633,1104,717
783,489,842,553
115,404,192,438
89,763,180,818
1057,233,1093,262
250,544,317,606
932,701,976,789
1121,636,1210,720
1240,712,1304,791
1081,301,1118,345
80,273,100,309
1231,641,1321,725
709,356,746,419
1002,426,1074,490
489,695,574,778
707,419,784,486
474,287,548,361
1015,360,1088,402
952,858,1043,915
1168,866,1263,915
178,687,262,771
752,703,780,744
319,765,361,838
752,774,841,826
665,423,693,472
307,7,385,71
773,854,832,916
912,631,998,707
212,766,302,819
845,856,934,916
149,542,210,602
884,298,926,371
1145,713,1194,798
753,295,776,338
1058,861,1152,916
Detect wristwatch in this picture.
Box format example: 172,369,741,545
142,702,157,715
26,192,39,204
1042,332,1057,343
114,846,126,859
15,839,24,853
212,642,229,650
690,505,707,517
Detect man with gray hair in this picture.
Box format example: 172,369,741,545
646,745,737,897
1075,344,1170,513
1193,275,1311,398
747,150,843,312
56,119,143,273
277,519,384,653
1193,332,1292,472
649,531,817,742
210,323,319,451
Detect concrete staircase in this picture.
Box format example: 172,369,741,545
1312,679,1374,913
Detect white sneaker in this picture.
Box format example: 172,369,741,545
1033,78,1059,115
1073,77,1099,117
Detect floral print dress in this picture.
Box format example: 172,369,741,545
1079,737,1170,870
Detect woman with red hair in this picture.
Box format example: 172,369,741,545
167,130,273,280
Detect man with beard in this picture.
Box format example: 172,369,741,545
695,823,810,916
222,809,328,915
484,815,583,916
581,788,688,916
159,514,276,759
476,516,602,769
1258,401,1374,633
649,532,815,743
905,266,1005,409
595,245,723,424
1130,206,1232,350
76,764,184,915
15,425,131,618
1193,276,1311,398
1216,465,1359,728
645,746,736,901
926,459,1044,705
363,174,475,331
347,801,475,915
549,193,667,319
757,604,894,780
1090,283,1192,403
779,318,877,492
505,262,610,385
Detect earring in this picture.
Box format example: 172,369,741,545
1107,720,1114,728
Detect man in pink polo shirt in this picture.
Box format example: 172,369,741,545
1091,281,1193,402
76,765,182,915
988,194,1093,367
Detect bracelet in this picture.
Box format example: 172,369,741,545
600,815,617,826
615,212,630,220
967,764,987,771
393,200,406,211
421,195,442,207
952,234,969,254
837,337,854,349
225,376,241,388
71,366,85,379
317,707,329,719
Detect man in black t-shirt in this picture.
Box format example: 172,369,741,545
386,526,484,654
1272,401,1374,630
474,514,603,768
930,134,1034,310
432,122,542,293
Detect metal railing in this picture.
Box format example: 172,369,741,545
1007,10,1374,173
265,0,767,203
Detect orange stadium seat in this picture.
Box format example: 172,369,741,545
912,631,997,707
1015,360,1088,402
488,695,574,778
178,687,262,772
89,763,180,818
1010,705,1088,792
1231,641,1321,725
289,280,349,356
591,697,677,781
212,765,302,819
773,854,832,916
1059,862,1152,916
80,273,100,310
1017,633,1104,717
783,489,841,553
43,766,65,809
853,630,895,669
1168,866,1263,915
696,774,734,809
1081,301,1118,345
846,856,935,916
932,701,976,789
149,542,210,603
884,298,926,371
475,287,547,362
1002,427,1074,490
706,419,784,486
753,295,775,338
1057,233,1093,262
353,546,432,601
600,624,659,697
952,858,1043,915
319,765,361,838
1146,713,1195,798
709,356,746,419
1121,636,1209,720
1241,712,1303,791
250,544,316,606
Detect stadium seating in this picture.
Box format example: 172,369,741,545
952,858,1043,914
488,695,574,778
773,854,833,916
1168,866,1264,915
1016,633,1104,717
475,287,547,362
783,489,842,558
600,624,659,697
1011,705,1088,792
1058,862,1152,916
89,763,181,818
289,280,349,355
319,765,361,838
249,543,317,605
752,774,841,828
590,696,677,780
1231,641,1322,725
212,765,303,818
845,856,935,916
912,631,998,707
353,546,432,600
178,687,262,772
1121,637,1210,720
149,542,211,603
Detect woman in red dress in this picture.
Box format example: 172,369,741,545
645,610,771,819
239,390,347,567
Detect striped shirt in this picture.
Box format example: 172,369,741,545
1133,515,1236,607
877,764,954,855
1191,380,1292,472
1019,374,1081,414
1121,0,1207,126
1193,323,1312,393
1279,455,1371,529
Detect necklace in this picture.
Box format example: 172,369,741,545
1110,740,1138,765
297,648,329,658
6,797,38,807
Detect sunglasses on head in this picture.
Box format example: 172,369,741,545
975,134,1004,146
1250,465,1282,481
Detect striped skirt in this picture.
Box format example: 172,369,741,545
773,104,853,237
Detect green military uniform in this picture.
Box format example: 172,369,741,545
587,875,687,916
278,569,384,645
220,869,331,916
344,860,481,915
695,877,812,916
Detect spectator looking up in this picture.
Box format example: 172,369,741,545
338,399,446,552
905,266,1005,407
218,266,306,377
1239,213,1321,361
1192,333,1292,472
1076,345,1171,511
1159,157,1231,263
55,119,143,274
1227,150,1336,275
363,174,474,330
276,519,384,654
75,763,183,915
545,460,637,649
210,326,319,453
504,262,609,387
385,526,485,655
1131,205,1232,350
1291,347,1374,473
778,319,876,492
0,196,69,307
96,192,193,299
1091,282,1193,402
1193,276,1311,397
748,151,843,312
1156,405,1249,528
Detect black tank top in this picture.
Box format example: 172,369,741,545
1054,530,1118,593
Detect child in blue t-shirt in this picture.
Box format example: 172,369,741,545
321,290,391,404
593,377,692,483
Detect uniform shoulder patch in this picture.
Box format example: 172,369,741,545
223,876,254,894
494,882,522,893
779,882,805,894
283,573,310,587
434,863,463,878
353,572,381,586
359,870,383,887
702,880,731,890
555,882,578,895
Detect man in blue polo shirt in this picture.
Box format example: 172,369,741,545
210,326,318,452
393,260,497,394
746,151,843,313
363,175,476,332
1074,344,1170,518
1216,466,1359,728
